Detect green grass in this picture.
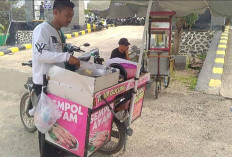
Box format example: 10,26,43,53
187,77,198,90
171,70,198,90
197,54,207,61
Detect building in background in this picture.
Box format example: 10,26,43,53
25,0,85,31
6,0,85,45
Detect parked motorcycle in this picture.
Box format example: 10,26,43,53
20,43,92,133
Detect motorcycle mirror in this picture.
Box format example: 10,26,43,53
83,43,90,47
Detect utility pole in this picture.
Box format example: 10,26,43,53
32,0,35,20
25,0,33,22
10,1,12,21
70,0,85,30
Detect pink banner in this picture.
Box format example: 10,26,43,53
94,82,129,108
132,86,145,121
94,73,150,109
88,104,114,156
128,74,149,89
45,93,89,157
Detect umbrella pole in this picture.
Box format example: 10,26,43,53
123,0,153,152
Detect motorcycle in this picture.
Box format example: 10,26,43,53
20,60,37,132
20,43,93,133
95,19,109,31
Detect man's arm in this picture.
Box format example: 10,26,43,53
125,48,130,61
33,26,71,64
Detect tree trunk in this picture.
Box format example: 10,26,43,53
173,18,185,55
226,18,231,25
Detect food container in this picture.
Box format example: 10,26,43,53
120,63,137,79
106,58,138,81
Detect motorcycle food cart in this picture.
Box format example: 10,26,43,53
38,2,154,156
147,11,176,99
41,60,150,157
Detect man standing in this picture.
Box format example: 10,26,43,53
110,38,131,60
39,2,45,20
32,0,80,156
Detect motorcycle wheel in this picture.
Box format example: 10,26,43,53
20,92,37,132
98,119,126,155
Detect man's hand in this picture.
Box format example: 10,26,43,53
125,46,129,51
125,47,130,61
68,55,80,68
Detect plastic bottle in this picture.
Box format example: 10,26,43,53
90,53,95,63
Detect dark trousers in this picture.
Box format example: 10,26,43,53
39,12,45,20
34,84,59,157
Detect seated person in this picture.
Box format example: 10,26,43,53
110,38,130,60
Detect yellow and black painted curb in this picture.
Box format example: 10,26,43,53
64,23,96,39
208,25,230,88
64,23,115,39
0,23,115,56
0,44,32,56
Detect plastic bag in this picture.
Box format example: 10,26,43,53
78,61,113,77
34,91,62,133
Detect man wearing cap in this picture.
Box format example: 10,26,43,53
110,38,130,60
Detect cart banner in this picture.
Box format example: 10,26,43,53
88,104,114,156
132,86,146,121
128,73,150,89
94,73,150,108
45,93,89,157
94,82,129,108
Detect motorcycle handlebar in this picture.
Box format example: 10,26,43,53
22,62,32,67
66,43,89,53
67,47,85,53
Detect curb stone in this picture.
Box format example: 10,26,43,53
0,23,115,56
207,25,230,94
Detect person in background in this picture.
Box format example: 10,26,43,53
110,38,130,60
39,2,45,20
